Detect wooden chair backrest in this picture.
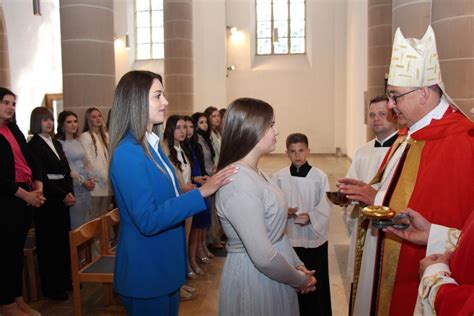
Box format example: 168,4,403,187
70,217,103,248
101,208,120,254
69,217,114,316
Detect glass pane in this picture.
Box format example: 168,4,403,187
151,10,163,27
257,38,271,55
151,27,164,43
290,2,304,21
136,0,149,11
274,37,288,54
151,0,163,11
136,11,150,28
290,0,304,3
273,2,288,21
256,4,271,21
136,44,151,60
257,22,271,38
152,43,164,59
256,0,271,4
290,20,305,37
274,20,288,38
137,27,151,44
290,37,305,53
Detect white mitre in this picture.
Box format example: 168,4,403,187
388,25,470,120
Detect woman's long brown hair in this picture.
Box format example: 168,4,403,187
216,98,274,172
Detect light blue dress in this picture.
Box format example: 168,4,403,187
216,165,308,316
60,139,93,229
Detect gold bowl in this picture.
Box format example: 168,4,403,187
361,205,396,220
326,191,350,207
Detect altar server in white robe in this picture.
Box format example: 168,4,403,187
272,133,332,316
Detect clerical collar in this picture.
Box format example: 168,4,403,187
290,161,312,177
374,130,399,147
409,97,449,135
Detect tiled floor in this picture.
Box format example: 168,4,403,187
27,154,352,316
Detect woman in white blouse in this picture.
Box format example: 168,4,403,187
79,107,112,218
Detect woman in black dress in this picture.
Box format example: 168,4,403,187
28,107,75,300
0,88,44,316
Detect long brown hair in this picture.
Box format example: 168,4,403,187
163,115,191,172
216,98,274,171
204,106,221,134
82,107,108,157
108,70,166,174
56,110,79,140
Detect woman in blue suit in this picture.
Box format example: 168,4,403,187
108,70,237,315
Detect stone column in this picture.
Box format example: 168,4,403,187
367,0,392,140
432,0,474,120
59,0,115,124
163,0,194,116
0,7,10,88
368,0,392,101
392,0,432,38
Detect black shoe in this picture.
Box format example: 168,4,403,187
44,291,69,301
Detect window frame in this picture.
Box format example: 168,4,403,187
255,0,306,56
135,0,164,60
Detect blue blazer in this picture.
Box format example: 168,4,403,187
109,133,207,298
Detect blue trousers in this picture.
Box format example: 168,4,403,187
120,290,180,316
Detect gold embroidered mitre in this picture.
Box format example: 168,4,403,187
388,26,441,88
388,26,471,120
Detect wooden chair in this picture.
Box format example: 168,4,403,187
101,208,120,255
69,217,115,316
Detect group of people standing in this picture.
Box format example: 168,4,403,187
2,24,472,316
0,88,114,316
160,107,226,299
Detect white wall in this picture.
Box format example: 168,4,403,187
193,0,227,111
221,0,347,153
1,0,62,135
334,0,347,155
345,0,368,159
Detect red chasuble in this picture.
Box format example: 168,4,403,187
375,108,474,315
435,211,474,315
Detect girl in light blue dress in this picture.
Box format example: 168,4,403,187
56,111,95,229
